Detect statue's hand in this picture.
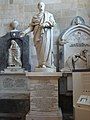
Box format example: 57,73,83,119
20,32,25,37
75,53,80,58
40,22,50,28
39,23,44,28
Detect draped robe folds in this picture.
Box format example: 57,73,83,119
30,11,56,67
8,41,22,67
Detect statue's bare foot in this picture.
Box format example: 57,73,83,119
36,65,47,68
42,65,46,68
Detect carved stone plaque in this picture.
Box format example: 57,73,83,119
0,74,28,90
61,24,90,70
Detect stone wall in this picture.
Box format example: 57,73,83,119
0,0,90,70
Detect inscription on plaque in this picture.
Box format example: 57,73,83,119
0,75,28,90
15,79,26,88
3,78,14,88
63,30,90,70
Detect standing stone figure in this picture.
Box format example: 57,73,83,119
8,40,22,67
21,2,56,68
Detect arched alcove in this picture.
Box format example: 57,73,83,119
0,31,31,71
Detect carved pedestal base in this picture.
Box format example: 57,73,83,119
26,72,62,120
3,67,25,73
26,110,62,120
35,67,56,72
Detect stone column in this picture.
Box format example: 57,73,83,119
26,72,62,120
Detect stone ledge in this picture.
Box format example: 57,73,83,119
26,109,62,120
0,92,30,99
26,72,62,80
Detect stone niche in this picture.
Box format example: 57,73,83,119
59,16,90,71
0,31,31,71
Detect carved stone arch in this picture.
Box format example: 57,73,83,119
62,25,90,42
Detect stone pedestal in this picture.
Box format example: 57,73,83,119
0,72,30,120
26,72,62,120
35,67,56,72
3,67,25,73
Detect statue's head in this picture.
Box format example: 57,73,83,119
38,2,45,12
10,20,19,30
11,40,18,48
82,49,88,54
11,40,16,45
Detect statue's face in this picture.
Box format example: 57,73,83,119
11,40,16,47
38,2,45,12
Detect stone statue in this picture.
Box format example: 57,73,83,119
10,20,19,32
72,49,88,69
8,40,22,67
21,2,56,68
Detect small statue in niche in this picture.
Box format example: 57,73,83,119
8,40,22,67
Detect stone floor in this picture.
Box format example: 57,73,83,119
0,113,74,120
0,118,25,120
63,113,74,120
